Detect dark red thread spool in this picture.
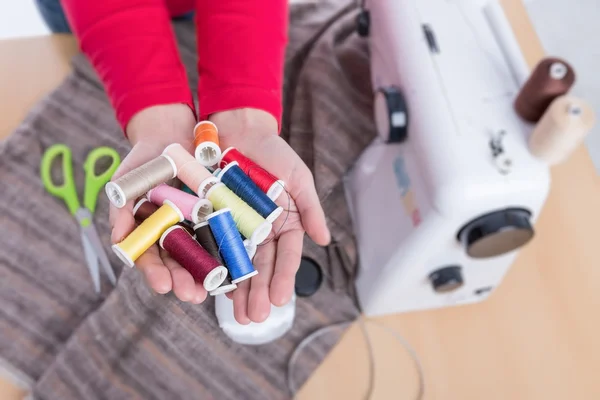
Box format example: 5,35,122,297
159,225,228,291
514,57,576,123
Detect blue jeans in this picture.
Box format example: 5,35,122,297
34,0,194,34
35,0,71,33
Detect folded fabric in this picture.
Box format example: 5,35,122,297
0,0,378,398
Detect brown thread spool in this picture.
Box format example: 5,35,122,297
133,197,195,236
528,95,595,165
515,57,576,123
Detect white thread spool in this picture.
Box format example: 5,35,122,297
528,95,596,165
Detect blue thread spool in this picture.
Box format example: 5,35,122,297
207,208,257,283
218,161,283,223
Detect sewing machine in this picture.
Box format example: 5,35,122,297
346,0,551,316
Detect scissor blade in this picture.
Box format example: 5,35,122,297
82,223,117,286
81,231,101,293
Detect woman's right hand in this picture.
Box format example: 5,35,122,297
109,104,208,304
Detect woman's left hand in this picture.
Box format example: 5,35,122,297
210,108,331,324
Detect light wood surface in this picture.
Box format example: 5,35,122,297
1,1,599,399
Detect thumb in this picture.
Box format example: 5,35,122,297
110,201,135,244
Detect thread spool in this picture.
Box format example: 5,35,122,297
528,95,596,165
147,184,213,223
207,209,257,283
113,200,183,267
209,276,238,296
182,184,197,196
134,198,196,236
193,221,223,263
159,225,228,291
206,182,272,245
162,143,213,195
105,155,177,208
219,147,285,201
133,197,159,222
194,121,222,167
218,161,283,223
198,177,221,199
515,57,576,123
213,168,222,176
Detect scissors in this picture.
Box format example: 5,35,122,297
41,144,121,293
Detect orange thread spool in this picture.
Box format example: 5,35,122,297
194,121,222,167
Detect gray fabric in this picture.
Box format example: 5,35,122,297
0,1,377,398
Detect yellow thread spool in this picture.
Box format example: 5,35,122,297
206,183,272,244
112,200,184,267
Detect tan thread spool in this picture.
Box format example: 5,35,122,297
162,143,213,195
515,57,576,123
105,155,177,208
528,95,596,165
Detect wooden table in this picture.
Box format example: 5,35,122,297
1,1,599,399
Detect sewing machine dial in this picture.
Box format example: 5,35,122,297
374,87,409,144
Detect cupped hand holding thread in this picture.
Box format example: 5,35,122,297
211,108,331,325
109,104,209,304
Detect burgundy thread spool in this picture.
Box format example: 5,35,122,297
159,225,228,291
514,57,576,123
134,198,195,236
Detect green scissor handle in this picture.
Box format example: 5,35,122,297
40,144,80,216
83,146,121,213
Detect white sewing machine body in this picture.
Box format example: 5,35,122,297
346,0,551,316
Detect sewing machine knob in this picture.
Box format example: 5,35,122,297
374,87,409,143
429,266,463,293
458,209,534,258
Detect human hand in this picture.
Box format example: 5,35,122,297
109,104,209,304
211,108,331,324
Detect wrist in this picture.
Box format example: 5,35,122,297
208,108,278,142
126,104,196,149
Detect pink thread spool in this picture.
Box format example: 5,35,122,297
147,184,213,223
162,143,214,195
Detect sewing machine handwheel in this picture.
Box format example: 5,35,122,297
458,208,534,259
374,87,409,143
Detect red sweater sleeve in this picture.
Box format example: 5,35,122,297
195,0,288,130
61,0,196,132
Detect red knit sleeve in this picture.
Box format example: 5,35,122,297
61,0,196,132
195,0,288,131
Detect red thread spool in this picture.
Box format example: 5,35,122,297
159,225,228,291
219,147,285,201
514,57,576,123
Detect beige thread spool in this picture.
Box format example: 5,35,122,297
105,155,177,208
162,143,213,195
528,95,596,165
